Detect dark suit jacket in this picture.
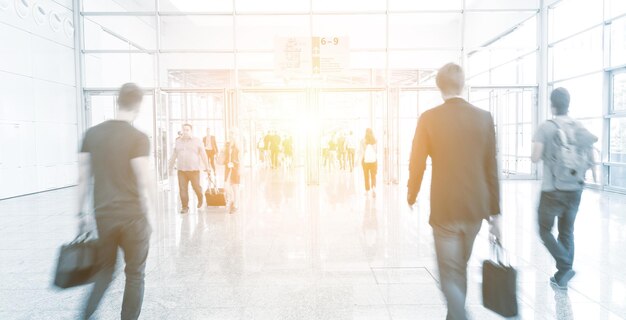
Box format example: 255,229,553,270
203,135,218,154
407,98,500,226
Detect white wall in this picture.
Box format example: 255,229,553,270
0,0,78,199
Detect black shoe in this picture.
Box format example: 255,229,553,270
180,207,189,214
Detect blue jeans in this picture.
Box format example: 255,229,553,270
538,190,582,281
433,221,482,320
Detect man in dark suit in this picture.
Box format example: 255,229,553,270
203,128,219,174
407,63,502,320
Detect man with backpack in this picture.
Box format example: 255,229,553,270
531,87,598,290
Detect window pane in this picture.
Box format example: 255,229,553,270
465,0,539,10
166,70,232,88
491,62,518,84
551,27,603,81
614,72,626,112
388,0,462,11
83,18,131,50
549,0,603,43
237,16,309,51
159,53,234,87
610,16,626,67
350,52,386,70
553,73,603,119
159,0,233,13
160,16,233,50
85,53,155,87
388,13,462,49
388,50,461,69
609,166,626,189
313,15,386,49
236,0,309,13
313,0,386,12
86,16,157,50
606,0,626,20
610,117,626,164
399,92,417,118
464,11,536,49
83,0,155,12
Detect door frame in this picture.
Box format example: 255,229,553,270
468,85,539,180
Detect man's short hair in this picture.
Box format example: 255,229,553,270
436,63,465,96
182,123,193,130
550,87,570,115
117,83,143,111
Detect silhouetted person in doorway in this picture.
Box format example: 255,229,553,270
407,63,502,320
78,83,156,320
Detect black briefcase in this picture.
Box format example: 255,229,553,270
482,241,518,317
53,233,100,289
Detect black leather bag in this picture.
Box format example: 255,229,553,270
482,241,518,317
53,233,100,289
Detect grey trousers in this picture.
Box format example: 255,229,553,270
432,221,482,320
84,214,151,320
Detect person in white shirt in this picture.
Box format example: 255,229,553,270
359,128,378,197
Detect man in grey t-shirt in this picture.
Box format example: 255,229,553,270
531,87,586,290
77,83,156,320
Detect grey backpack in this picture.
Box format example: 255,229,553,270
548,119,597,191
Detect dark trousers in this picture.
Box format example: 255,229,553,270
205,150,216,173
362,162,377,191
84,215,151,320
433,221,482,320
178,170,202,209
538,190,582,280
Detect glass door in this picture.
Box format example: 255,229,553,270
318,89,387,181
159,90,226,180
239,90,307,169
608,69,626,191
469,87,537,179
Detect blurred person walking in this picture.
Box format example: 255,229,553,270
77,83,156,320
407,63,502,320
531,87,597,290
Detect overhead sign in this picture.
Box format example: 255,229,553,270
275,36,349,75
311,37,349,74
275,37,312,75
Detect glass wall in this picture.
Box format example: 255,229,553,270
79,0,541,184
548,0,626,190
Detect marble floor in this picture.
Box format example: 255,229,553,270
1,167,625,319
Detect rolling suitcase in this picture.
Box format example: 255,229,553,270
205,188,226,207
205,171,227,207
